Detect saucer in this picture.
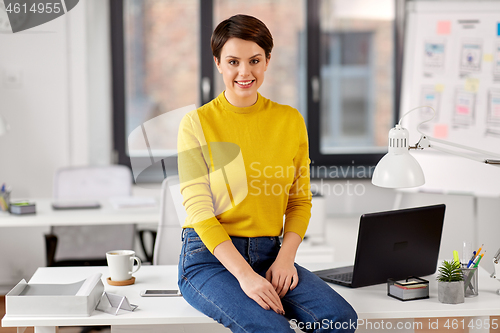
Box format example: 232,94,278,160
107,276,135,286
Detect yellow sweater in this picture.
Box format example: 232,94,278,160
177,92,311,253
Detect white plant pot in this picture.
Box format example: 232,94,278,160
438,281,464,304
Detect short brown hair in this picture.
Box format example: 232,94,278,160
211,15,273,62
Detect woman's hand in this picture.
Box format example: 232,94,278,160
213,240,284,315
265,231,302,297
266,257,299,298
238,271,285,315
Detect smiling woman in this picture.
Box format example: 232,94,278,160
176,14,357,333
214,38,270,107
211,15,272,107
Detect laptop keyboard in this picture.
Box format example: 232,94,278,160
327,272,353,283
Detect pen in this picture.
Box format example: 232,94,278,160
470,253,481,268
467,251,476,268
475,244,484,258
1,183,5,192
473,253,484,268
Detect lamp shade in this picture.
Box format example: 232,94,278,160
372,125,425,188
0,115,9,136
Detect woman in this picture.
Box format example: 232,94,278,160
177,14,357,333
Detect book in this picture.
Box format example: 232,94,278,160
387,277,429,301
10,202,36,215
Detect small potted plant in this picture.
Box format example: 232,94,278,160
437,260,464,304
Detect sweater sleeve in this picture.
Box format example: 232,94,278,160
283,113,312,239
177,112,231,253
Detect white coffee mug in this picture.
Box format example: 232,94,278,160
106,250,142,281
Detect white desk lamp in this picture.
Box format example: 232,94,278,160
0,115,9,136
372,106,500,188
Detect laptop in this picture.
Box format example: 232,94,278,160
313,204,446,288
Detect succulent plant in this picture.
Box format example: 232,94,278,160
437,260,463,282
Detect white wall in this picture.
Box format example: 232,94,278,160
0,14,70,199
0,0,112,292
0,0,112,199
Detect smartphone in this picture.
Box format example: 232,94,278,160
140,289,182,297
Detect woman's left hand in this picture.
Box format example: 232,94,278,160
265,257,299,298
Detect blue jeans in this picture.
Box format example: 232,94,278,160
178,228,357,333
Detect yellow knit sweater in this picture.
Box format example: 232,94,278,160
177,92,311,253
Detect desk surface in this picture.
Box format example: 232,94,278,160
3,264,500,329
0,198,159,227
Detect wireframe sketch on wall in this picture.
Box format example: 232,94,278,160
460,39,482,74
400,1,500,195
424,40,446,73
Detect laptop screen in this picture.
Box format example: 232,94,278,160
351,204,446,287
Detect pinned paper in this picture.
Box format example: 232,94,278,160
437,21,451,35
484,54,494,62
456,106,470,115
435,84,445,93
433,124,449,138
465,78,480,93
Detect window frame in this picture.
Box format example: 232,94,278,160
110,0,405,179
306,0,404,178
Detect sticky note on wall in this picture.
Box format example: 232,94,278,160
484,54,494,62
434,124,448,139
498,22,500,36
465,78,479,93
437,21,451,35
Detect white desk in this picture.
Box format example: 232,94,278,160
3,265,500,333
2,266,225,333
0,198,159,228
0,198,161,293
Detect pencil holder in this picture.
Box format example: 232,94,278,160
461,267,478,297
0,190,10,212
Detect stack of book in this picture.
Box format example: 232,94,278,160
387,277,429,301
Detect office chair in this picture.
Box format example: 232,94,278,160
152,175,186,265
45,165,137,267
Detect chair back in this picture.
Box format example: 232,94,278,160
153,175,186,265
54,166,132,199
51,165,135,262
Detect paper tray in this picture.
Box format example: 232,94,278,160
6,273,104,317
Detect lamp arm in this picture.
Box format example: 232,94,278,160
399,106,500,164
415,135,500,164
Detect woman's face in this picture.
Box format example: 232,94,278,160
215,37,270,107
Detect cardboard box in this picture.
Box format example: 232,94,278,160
6,273,104,316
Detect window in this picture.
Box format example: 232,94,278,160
110,0,402,181
307,0,399,176
213,0,306,115
124,0,199,147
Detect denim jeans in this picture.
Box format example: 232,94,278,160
178,228,357,333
